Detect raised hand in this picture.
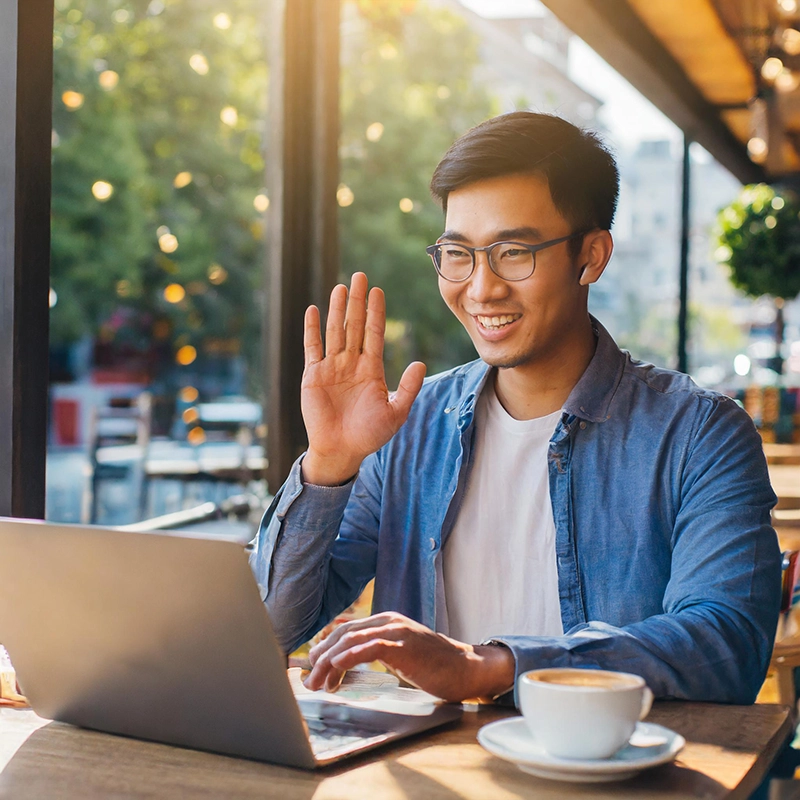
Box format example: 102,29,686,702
300,272,426,486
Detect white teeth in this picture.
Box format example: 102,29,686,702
476,314,520,330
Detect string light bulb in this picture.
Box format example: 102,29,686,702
776,68,800,92
179,386,199,403
220,106,238,126
337,184,354,207
747,137,769,163
762,57,785,81
174,172,193,189
62,91,84,110
189,53,209,75
366,122,384,142
176,345,197,366
207,264,228,285
98,70,119,90
163,283,186,304
158,233,179,253
91,181,114,201
783,27,800,54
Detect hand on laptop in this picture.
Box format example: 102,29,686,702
303,611,515,702
301,272,427,486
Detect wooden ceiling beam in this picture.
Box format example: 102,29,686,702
539,0,765,182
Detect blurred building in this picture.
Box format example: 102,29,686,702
437,0,603,127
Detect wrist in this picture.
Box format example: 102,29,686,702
472,643,516,700
302,450,361,487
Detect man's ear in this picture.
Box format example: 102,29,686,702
578,230,614,286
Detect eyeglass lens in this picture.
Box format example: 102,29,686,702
434,242,535,281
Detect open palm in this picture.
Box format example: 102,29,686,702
300,273,426,486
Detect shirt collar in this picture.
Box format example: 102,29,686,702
456,315,625,425
562,316,625,423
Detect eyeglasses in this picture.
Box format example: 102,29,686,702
426,231,587,282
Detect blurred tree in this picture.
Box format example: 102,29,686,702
51,0,268,392
340,1,496,383
51,0,498,400
715,183,800,374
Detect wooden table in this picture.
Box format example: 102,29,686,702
768,464,800,504
764,444,800,466
0,702,791,799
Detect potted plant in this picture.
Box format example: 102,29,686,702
715,183,800,376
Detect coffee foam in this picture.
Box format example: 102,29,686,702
525,669,641,690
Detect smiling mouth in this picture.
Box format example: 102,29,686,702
475,314,521,331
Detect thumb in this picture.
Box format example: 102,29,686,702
389,361,426,423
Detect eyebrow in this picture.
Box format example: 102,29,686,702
439,226,546,243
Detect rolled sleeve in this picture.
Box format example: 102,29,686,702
249,455,356,652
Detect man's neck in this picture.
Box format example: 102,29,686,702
492,318,597,421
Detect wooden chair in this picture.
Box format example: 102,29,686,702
80,392,152,524
769,550,800,712
138,399,266,519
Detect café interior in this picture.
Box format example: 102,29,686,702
6,0,800,797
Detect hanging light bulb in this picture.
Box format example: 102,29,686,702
782,27,800,54
747,97,769,164
776,68,800,92
748,137,769,162
762,57,785,81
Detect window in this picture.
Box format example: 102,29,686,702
47,0,269,525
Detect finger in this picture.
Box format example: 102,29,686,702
325,284,348,356
329,640,401,672
362,286,386,360
309,624,406,688
389,361,427,422
304,305,323,368
307,636,399,691
344,272,368,353
320,623,406,663
303,656,345,692
309,613,398,665
324,667,346,693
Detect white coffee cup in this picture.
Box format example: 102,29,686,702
518,667,653,760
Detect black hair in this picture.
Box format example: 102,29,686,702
430,112,620,248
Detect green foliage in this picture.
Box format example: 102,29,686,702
51,0,268,382
340,2,496,382
52,0,497,392
714,183,800,301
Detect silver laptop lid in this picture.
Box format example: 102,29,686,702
0,518,316,768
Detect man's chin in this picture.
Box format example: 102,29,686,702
477,351,531,370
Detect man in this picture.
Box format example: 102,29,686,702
251,112,780,705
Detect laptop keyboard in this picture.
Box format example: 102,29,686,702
305,714,390,756
299,700,393,758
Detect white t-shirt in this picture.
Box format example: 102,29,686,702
443,383,563,644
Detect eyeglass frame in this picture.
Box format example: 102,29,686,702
426,230,590,282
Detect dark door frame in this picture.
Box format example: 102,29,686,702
0,0,54,518
264,0,340,492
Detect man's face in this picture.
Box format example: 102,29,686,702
438,172,588,371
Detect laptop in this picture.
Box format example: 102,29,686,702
0,517,461,768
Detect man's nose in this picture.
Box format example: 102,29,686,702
466,251,509,302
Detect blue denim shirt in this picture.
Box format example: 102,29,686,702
251,319,781,704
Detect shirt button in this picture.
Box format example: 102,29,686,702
430,538,436,551
580,421,587,430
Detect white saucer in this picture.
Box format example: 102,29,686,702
477,718,685,783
